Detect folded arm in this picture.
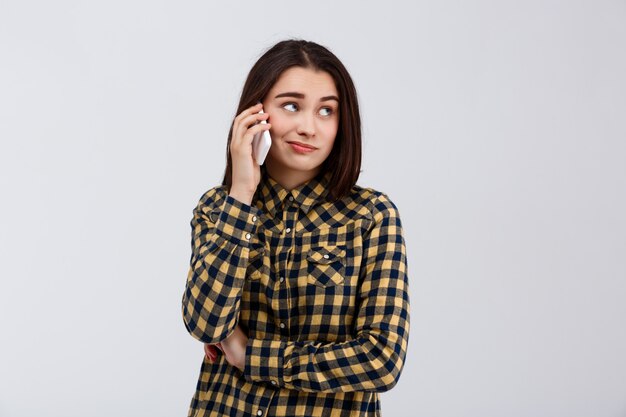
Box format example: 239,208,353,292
182,188,262,344
243,193,411,393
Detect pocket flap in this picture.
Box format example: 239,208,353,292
306,246,346,264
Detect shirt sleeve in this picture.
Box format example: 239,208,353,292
243,193,411,393
182,187,263,344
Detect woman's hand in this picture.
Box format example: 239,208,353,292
204,325,249,372
229,102,272,204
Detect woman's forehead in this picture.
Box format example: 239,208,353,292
270,67,338,99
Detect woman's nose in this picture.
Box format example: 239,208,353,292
296,113,316,137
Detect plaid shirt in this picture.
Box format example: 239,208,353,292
182,170,410,417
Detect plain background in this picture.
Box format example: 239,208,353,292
1,1,625,416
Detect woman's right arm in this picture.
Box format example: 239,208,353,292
182,102,271,344
181,187,263,344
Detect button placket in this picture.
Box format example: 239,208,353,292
283,198,296,237
274,196,297,336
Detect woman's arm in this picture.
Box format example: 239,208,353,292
181,187,262,344
243,193,411,393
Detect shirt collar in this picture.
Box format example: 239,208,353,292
255,169,331,218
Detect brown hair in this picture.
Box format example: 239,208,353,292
220,39,362,202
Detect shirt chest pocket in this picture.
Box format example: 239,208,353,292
306,245,347,288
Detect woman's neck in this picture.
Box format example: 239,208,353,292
264,164,321,191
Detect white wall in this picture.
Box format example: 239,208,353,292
1,1,625,416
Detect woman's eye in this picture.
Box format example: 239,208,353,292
282,102,334,116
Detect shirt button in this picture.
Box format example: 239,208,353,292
252,215,257,222
323,254,330,259
285,227,291,233
279,276,284,283
270,380,277,385
245,233,251,240
279,322,285,329
288,195,294,202
257,410,263,416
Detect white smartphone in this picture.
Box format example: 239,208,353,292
251,108,272,165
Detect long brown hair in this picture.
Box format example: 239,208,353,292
221,39,362,202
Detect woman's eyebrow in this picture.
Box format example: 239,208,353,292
274,92,339,103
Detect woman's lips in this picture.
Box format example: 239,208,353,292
287,141,316,153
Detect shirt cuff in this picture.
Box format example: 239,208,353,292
214,195,262,247
244,338,285,388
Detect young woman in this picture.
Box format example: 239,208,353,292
182,39,410,417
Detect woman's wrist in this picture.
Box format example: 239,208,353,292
228,188,254,206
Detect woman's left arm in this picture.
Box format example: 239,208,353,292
242,193,411,393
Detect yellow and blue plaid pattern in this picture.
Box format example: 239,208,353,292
182,170,410,416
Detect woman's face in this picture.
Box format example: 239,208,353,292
261,66,340,185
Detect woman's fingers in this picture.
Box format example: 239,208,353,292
204,344,214,360
232,103,262,144
217,326,248,371
242,122,272,147
235,106,268,128
233,102,262,124
232,110,270,147
204,344,215,355
228,103,270,196
204,343,220,362
202,327,247,371
233,120,270,149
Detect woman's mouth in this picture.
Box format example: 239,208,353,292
287,141,316,153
